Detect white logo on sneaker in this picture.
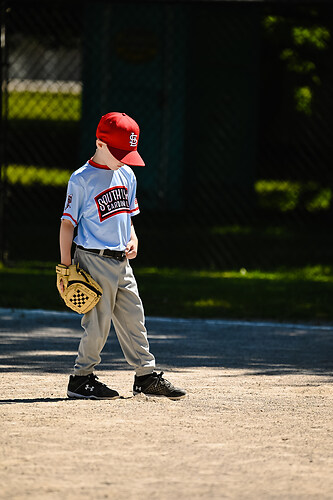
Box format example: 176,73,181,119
85,384,94,392
135,386,141,391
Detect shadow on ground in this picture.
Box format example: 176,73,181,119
0,309,333,376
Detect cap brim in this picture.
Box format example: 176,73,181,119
107,145,145,167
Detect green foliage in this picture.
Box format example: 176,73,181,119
294,86,313,115
292,26,330,49
280,49,316,74
255,180,331,212
262,14,331,116
262,15,284,32
2,165,72,186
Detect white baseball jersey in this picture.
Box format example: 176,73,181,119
61,159,140,251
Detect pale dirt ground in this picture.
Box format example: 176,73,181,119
1,310,333,500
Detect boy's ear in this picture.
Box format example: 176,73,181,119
96,139,106,149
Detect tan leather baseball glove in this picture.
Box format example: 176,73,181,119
56,264,103,314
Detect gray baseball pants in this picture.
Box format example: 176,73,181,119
73,247,156,376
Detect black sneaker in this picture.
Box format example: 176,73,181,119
133,372,186,400
67,373,119,400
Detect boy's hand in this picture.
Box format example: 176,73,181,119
59,279,65,294
56,264,69,296
125,239,138,259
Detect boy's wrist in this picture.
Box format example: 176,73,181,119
61,258,72,266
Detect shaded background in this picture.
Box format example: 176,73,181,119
1,0,333,270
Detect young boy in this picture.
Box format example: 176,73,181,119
59,112,186,400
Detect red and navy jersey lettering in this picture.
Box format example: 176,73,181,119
95,185,130,222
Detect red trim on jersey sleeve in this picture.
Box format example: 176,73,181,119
130,207,140,214
62,213,78,225
130,197,139,214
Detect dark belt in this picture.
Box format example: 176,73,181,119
76,245,126,261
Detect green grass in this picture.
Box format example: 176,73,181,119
7,91,81,121
1,261,333,323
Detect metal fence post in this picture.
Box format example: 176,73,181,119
0,0,9,263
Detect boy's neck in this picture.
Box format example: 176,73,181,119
91,150,105,166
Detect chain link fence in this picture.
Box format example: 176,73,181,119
1,0,333,270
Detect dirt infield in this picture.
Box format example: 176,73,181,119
1,309,333,499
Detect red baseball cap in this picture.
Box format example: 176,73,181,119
96,112,145,167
